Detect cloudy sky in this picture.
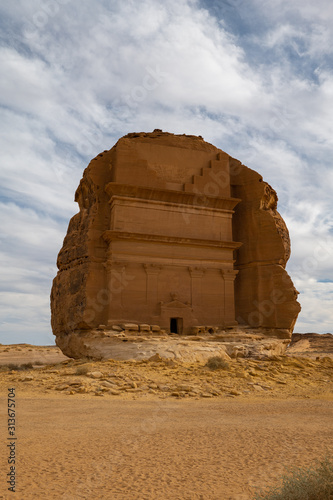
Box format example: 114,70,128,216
0,0,332,345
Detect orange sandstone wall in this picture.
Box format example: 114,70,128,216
51,131,301,347
51,150,113,335
230,158,301,335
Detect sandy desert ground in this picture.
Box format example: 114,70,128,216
0,343,332,500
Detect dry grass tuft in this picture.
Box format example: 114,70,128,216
254,455,333,500
205,356,229,370
75,364,92,375
0,362,34,372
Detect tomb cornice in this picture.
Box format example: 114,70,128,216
103,230,242,250
105,182,240,212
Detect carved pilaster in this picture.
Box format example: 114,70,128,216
189,267,205,279
106,261,129,313
189,267,205,307
221,269,238,325
221,269,238,281
143,264,162,304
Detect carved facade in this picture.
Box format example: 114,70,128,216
101,175,240,333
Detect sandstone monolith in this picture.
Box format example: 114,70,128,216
51,130,300,358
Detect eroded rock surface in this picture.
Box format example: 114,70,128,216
286,333,333,359
230,159,301,334
51,130,300,359
55,329,290,362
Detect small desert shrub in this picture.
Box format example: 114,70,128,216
75,364,91,375
6,364,20,371
23,363,34,370
205,356,229,370
2,363,34,371
254,456,333,500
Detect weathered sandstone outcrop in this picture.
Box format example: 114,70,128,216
286,333,333,359
230,159,301,336
51,130,300,359
53,328,291,361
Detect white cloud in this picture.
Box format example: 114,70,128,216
251,0,333,25
0,201,65,344
0,291,54,345
0,0,332,344
0,109,80,218
292,279,333,333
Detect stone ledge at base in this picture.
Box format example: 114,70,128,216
55,330,290,362
95,323,291,339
